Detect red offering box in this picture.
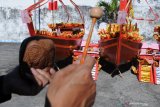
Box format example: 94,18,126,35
99,37,142,65
138,49,155,84
138,64,154,84
120,39,142,64
138,54,154,83
35,23,84,61
53,37,83,61
34,33,83,61
138,42,160,84
99,38,118,64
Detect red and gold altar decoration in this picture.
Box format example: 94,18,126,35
138,52,154,83
137,43,160,84
35,22,84,61
98,23,143,65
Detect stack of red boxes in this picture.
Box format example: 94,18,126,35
138,43,159,84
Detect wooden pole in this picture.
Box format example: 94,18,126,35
80,18,97,64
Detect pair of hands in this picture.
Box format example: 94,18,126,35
31,56,96,107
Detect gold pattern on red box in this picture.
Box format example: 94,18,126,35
35,23,85,39
98,23,143,42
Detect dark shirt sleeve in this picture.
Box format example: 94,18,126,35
56,55,73,69
0,75,11,103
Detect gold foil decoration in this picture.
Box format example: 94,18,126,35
140,65,151,82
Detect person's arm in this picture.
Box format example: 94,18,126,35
0,66,55,104
46,56,96,107
0,75,11,103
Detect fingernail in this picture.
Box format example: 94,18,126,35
30,68,34,71
31,68,36,74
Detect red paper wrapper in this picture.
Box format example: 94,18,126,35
119,0,129,11
48,1,58,10
138,55,154,84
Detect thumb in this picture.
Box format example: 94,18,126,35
50,68,56,79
